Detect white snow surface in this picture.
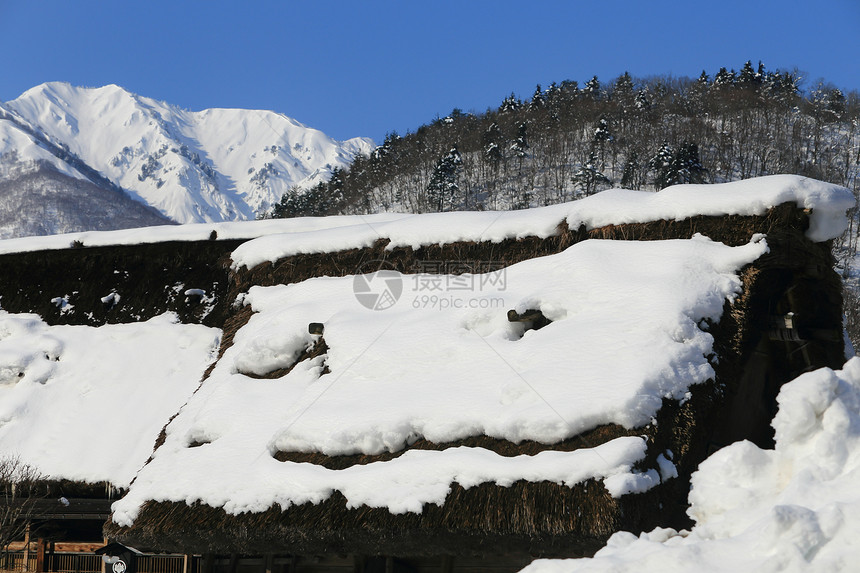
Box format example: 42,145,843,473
0,175,849,261
520,358,860,573
2,82,374,223
229,175,853,270
0,103,87,181
111,234,765,525
0,312,220,487
0,213,410,255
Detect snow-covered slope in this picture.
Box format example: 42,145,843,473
1,82,374,224
0,164,174,239
0,313,219,487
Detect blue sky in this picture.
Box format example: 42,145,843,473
1,0,858,144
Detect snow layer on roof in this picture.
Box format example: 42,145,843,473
230,175,852,270
0,175,849,261
111,234,766,525
0,213,410,256
0,312,219,487
520,357,860,573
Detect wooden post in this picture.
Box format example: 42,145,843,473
440,555,454,573
264,553,274,573
384,557,394,573
182,554,191,573
228,554,238,573
22,523,30,573
35,538,46,573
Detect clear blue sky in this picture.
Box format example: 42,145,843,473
1,0,858,144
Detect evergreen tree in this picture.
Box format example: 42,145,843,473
738,60,757,88
621,150,641,189
591,116,614,171
593,117,614,145
559,79,579,98
648,141,706,189
482,122,504,166
572,149,611,196
583,75,601,99
529,84,546,109
500,93,522,113
675,142,707,184
426,146,462,212
686,71,711,113
649,142,676,190
545,82,562,106
271,187,305,218
511,122,529,158
713,67,736,89
634,90,651,111
613,72,634,99
327,167,345,212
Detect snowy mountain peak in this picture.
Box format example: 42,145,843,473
1,82,375,225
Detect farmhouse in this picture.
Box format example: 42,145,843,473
0,175,853,573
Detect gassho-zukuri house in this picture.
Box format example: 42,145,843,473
0,174,854,572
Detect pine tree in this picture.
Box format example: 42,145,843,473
592,117,614,145
271,187,305,218
648,141,706,189
649,142,676,190
713,67,736,89
572,149,611,196
530,84,546,109
426,146,463,212
686,71,711,114
612,72,634,107
738,60,757,88
621,150,641,189
545,82,562,106
482,122,504,166
634,90,651,111
675,142,706,184
591,116,614,172
327,167,345,212
500,93,522,113
511,122,529,158
583,75,601,99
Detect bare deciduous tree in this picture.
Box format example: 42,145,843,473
0,456,43,559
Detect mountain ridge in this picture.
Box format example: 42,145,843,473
0,82,374,231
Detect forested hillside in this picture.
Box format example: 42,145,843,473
270,61,858,220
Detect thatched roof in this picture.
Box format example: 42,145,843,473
103,177,850,559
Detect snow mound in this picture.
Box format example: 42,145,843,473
520,357,860,573
111,234,765,525
0,312,220,487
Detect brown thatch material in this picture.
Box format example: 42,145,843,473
105,202,847,560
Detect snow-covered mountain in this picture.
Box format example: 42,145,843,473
0,82,374,227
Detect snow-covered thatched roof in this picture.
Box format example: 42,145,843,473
0,175,853,559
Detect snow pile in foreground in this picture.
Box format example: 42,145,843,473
0,312,220,487
230,175,852,270
111,235,765,525
521,358,860,573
